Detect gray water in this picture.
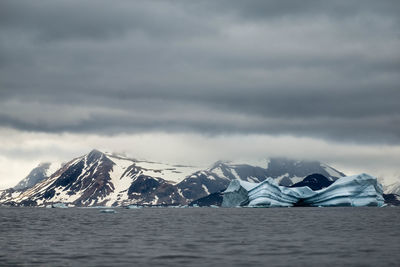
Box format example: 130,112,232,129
0,207,399,267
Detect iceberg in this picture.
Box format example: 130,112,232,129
222,173,384,207
51,203,68,208
125,205,143,209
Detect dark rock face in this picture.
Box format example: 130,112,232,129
189,191,224,207
176,171,229,203
128,175,160,195
150,183,184,205
290,173,334,191
13,163,51,191
52,160,85,189
383,194,400,206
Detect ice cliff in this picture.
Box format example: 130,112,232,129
222,173,385,207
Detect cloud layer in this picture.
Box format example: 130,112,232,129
1,0,399,144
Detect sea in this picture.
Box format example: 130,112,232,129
0,207,399,267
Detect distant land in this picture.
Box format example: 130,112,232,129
1,149,399,207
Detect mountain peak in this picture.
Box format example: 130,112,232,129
13,162,52,191
38,162,51,168
210,160,229,170
88,149,103,156
86,149,105,162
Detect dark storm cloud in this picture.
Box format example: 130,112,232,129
0,0,399,144
207,0,400,21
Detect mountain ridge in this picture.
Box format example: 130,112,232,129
0,149,347,207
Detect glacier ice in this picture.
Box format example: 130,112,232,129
125,205,143,209
222,173,384,207
51,203,68,208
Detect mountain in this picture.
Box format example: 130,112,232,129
189,190,224,207
0,162,58,205
176,158,345,203
382,194,400,206
13,162,56,191
2,150,202,207
264,158,344,186
384,181,400,195
0,150,347,207
383,181,400,206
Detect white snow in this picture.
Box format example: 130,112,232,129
50,187,82,203
230,169,241,180
177,188,184,198
246,177,258,183
211,167,226,179
275,173,289,184
290,176,303,184
202,184,210,195
104,156,135,206
321,164,343,179
151,195,159,205
384,181,400,194
11,192,21,198
207,175,216,180
46,163,61,178
135,161,201,183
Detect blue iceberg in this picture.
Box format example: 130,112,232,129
51,203,68,208
222,173,384,207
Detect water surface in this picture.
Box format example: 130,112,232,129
0,207,399,266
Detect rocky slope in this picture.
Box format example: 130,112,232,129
384,181,400,195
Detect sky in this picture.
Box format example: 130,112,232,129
0,0,399,189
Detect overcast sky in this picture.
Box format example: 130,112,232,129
1,0,399,189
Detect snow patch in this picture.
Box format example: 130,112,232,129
211,167,225,179
104,156,135,206
202,184,210,195
230,169,241,180
136,161,201,183
321,164,343,179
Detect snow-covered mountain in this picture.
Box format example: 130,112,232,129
0,149,346,207
384,181,400,195
176,158,345,203
1,150,200,206
0,162,59,204
13,162,58,191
